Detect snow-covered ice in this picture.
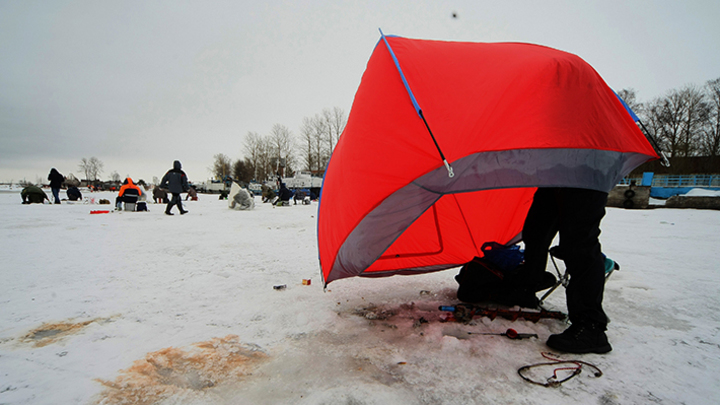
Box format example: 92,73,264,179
683,188,720,197
1,190,719,404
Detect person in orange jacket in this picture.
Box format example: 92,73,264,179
115,178,143,210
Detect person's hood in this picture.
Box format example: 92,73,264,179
173,160,182,170
125,177,135,185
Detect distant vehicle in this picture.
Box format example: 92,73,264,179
196,180,227,194
283,171,323,189
248,182,263,193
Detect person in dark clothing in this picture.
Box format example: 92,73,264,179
66,186,82,201
48,168,64,204
261,185,276,203
293,189,307,205
153,186,168,204
160,160,190,215
513,187,611,354
185,186,198,201
276,183,293,205
21,185,50,204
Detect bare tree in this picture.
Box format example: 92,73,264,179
701,78,720,157
641,85,710,160
312,113,330,172
617,88,642,116
298,117,317,173
211,153,233,180
232,159,254,184
679,85,710,157
322,106,346,158
244,131,276,182
640,97,664,144
110,171,121,183
243,131,266,180
79,157,104,182
659,90,687,157
268,124,295,177
299,115,329,173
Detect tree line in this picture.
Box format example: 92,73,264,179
618,77,720,159
211,106,346,184
213,77,720,185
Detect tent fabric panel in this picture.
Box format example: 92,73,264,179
450,189,535,254
378,205,444,260
316,41,442,277
326,181,440,283
367,194,512,273
384,38,656,158
325,148,650,283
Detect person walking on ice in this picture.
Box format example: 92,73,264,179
160,160,190,215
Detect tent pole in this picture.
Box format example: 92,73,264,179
419,110,454,177
379,28,454,178
637,120,671,167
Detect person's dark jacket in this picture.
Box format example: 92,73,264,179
22,186,49,204
48,168,64,189
278,184,293,201
160,160,190,194
66,186,82,201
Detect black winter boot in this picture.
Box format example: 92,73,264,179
546,321,612,354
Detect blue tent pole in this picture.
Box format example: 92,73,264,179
379,29,454,178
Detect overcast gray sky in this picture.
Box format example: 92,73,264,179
1,0,718,184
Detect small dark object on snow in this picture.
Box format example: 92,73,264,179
518,352,603,387
468,328,537,340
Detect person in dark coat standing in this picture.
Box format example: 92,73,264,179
160,160,190,215
48,168,64,204
513,187,611,354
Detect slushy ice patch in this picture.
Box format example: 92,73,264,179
96,335,267,405
23,318,104,347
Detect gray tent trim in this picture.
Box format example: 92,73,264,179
327,147,649,283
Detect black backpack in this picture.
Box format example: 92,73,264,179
455,243,526,304
455,257,508,303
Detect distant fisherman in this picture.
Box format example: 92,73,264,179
48,168,64,204
160,160,190,215
21,185,50,204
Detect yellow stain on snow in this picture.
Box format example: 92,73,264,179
95,335,267,405
22,318,103,347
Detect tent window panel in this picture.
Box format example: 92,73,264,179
379,204,443,260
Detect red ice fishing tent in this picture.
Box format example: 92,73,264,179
318,33,658,286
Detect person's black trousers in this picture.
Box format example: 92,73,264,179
166,193,184,213
522,188,609,327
